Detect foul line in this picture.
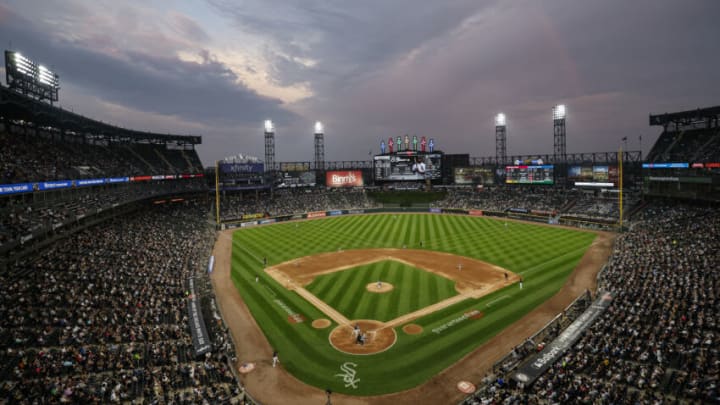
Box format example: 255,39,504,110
485,294,511,308
293,286,352,326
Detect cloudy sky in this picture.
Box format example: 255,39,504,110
1,0,719,166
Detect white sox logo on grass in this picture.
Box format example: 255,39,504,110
335,362,360,389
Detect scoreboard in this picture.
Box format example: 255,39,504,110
505,165,554,185
374,151,442,181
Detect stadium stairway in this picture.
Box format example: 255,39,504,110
123,145,157,174
625,200,648,220
154,148,177,173
181,150,199,172
692,128,720,161
660,129,685,161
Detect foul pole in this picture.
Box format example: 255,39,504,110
215,160,220,225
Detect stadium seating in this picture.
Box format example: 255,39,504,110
0,124,202,184
0,202,245,404
463,201,719,404
646,126,720,163
220,188,377,221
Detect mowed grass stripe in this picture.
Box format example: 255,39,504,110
306,259,458,322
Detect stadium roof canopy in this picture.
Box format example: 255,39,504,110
649,105,720,128
0,85,201,145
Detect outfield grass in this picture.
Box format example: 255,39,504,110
306,260,457,322
231,214,597,395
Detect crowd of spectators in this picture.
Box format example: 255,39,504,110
433,187,571,214
433,187,641,223
0,125,203,184
0,201,250,404
464,200,719,404
646,126,720,163
220,188,377,220
0,179,207,248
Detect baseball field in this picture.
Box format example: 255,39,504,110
225,213,599,396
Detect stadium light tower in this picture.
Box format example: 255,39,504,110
495,113,507,166
553,104,567,185
5,50,60,104
314,121,325,171
264,120,275,173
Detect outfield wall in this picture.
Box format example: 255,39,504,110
221,206,619,232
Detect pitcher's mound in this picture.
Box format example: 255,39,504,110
402,324,423,335
312,319,331,329
329,320,396,355
366,282,394,293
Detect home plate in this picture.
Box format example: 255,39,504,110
457,380,476,394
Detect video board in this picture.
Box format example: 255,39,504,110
276,171,316,187
218,162,267,190
505,165,554,185
374,151,442,181
568,165,618,186
454,167,495,185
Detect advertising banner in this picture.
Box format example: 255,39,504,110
307,211,327,219
187,278,212,356
513,292,613,385
207,256,215,274
468,210,484,216
241,213,265,220
107,177,130,183
326,171,364,187
328,210,344,216
0,183,33,195
37,180,72,191
642,162,689,169
76,178,106,187
219,163,264,174
131,175,152,181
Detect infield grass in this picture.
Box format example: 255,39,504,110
306,260,457,322
230,214,598,395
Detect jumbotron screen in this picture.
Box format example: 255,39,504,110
374,152,442,181
505,165,554,185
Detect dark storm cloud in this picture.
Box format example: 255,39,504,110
258,0,720,160
207,0,492,85
0,4,296,127
2,0,719,165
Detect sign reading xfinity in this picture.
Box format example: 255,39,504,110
326,171,364,187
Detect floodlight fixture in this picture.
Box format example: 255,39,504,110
495,113,506,127
553,104,566,120
5,50,60,103
314,121,324,134
264,119,274,133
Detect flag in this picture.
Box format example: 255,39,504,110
621,136,627,141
